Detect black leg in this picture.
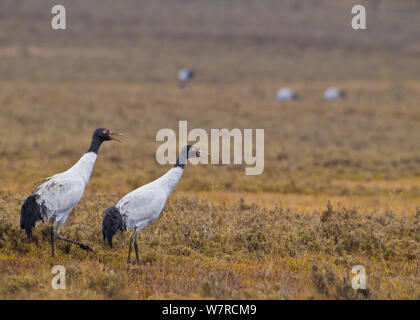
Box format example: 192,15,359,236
55,234,93,251
50,225,55,257
134,236,140,265
127,236,133,264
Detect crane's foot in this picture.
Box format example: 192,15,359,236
55,234,93,252
77,242,93,251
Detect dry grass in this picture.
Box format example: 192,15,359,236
0,194,419,299
0,0,419,299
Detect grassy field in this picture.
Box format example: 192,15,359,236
0,0,419,299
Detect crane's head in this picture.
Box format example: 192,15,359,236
174,145,200,168
94,128,123,143
187,145,200,158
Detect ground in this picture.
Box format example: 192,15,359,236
0,0,419,299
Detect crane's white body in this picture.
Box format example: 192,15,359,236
276,88,298,101
178,69,194,83
116,166,183,231
324,87,345,101
34,152,97,226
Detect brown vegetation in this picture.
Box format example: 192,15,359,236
0,0,419,299
1,195,419,299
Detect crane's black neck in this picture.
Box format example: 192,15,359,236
174,146,191,169
174,157,186,169
87,136,104,154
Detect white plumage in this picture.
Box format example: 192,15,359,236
177,68,194,86
324,87,345,101
34,152,97,226
117,166,183,231
102,145,200,264
21,128,121,256
276,88,298,101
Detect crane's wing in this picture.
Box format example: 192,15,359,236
116,186,167,230
34,175,85,215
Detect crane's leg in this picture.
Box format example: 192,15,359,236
127,232,133,264
127,230,139,265
54,224,92,251
55,234,93,251
133,231,140,265
50,223,55,257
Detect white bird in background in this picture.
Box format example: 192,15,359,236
324,87,346,101
20,128,122,256
177,68,195,87
102,144,201,264
276,87,298,101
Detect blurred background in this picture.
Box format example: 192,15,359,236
0,0,420,210
1,0,420,300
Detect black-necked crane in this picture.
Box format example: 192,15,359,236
324,87,346,101
102,144,200,264
276,88,298,101
177,68,195,87
20,128,122,256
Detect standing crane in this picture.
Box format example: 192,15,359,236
20,128,122,256
102,145,200,264
177,68,195,87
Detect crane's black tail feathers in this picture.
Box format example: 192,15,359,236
20,194,44,239
102,206,126,249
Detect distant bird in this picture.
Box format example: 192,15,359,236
276,88,298,101
177,68,195,87
102,145,201,264
324,87,345,101
20,128,122,256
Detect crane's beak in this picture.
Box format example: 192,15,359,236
110,132,123,143
190,145,201,157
